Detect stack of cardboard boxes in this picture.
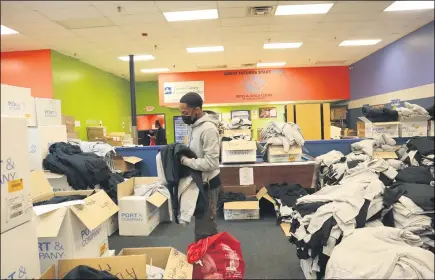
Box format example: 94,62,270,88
62,115,78,140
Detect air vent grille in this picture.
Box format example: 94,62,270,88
249,6,274,16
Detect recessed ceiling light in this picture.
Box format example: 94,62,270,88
339,39,382,46
275,3,334,15
1,25,18,35
140,68,169,73
186,46,224,53
118,55,155,61
257,62,286,67
163,9,218,22
264,42,303,49
384,1,434,11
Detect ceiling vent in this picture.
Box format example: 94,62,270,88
249,6,274,16
197,64,227,70
315,60,348,65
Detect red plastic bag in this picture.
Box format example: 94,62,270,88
187,232,245,279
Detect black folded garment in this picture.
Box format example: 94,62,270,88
389,182,434,211
406,137,435,156
362,106,399,122
217,192,257,210
266,182,308,207
63,265,119,279
395,166,434,185
33,193,91,206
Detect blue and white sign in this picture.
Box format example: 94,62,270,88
163,81,205,103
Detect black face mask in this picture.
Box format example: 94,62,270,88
182,115,197,125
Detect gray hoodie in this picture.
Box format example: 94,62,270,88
182,113,220,181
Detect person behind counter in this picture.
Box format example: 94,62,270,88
154,120,167,145
179,92,222,242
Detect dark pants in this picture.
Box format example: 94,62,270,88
194,185,221,242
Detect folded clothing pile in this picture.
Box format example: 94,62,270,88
396,102,430,121
43,142,123,203
288,168,386,279
217,192,257,210
33,193,91,206
401,137,435,167
362,106,398,122
134,181,173,222
265,182,308,222
228,117,252,129
261,121,304,152
325,227,434,279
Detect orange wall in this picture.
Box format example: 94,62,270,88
137,114,165,131
1,49,53,98
158,66,350,106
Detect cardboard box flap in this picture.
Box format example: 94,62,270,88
147,192,168,208
373,151,398,159
37,206,68,238
117,177,159,200
256,187,276,205
31,170,54,201
119,247,171,268
70,190,119,230
58,255,147,280
39,265,56,279
269,145,302,156
222,140,257,151
44,171,65,179
224,201,259,210
280,223,291,237
401,115,430,122
123,156,143,164
358,117,400,125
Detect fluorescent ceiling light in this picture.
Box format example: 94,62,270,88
384,1,434,11
1,25,18,35
118,55,155,61
264,42,303,49
257,62,286,67
186,46,224,53
164,9,218,22
275,3,334,15
140,68,169,73
339,39,382,46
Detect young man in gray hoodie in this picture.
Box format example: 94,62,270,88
179,92,221,242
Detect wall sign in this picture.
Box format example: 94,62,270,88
173,116,189,144
259,107,277,119
163,81,204,104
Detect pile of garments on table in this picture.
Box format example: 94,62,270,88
68,139,118,171
43,142,123,203
226,117,252,129
260,121,304,153
283,136,435,279
362,106,398,122
395,102,431,121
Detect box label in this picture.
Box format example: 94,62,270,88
81,226,102,247
8,179,23,193
120,212,144,222
7,100,22,112
39,241,66,260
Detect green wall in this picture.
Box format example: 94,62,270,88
51,51,131,140
136,81,285,143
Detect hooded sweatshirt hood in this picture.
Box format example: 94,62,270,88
191,113,219,128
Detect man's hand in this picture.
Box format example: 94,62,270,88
180,156,188,165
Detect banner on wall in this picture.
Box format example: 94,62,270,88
163,81,205,103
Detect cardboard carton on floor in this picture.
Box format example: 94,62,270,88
28,125,67,171
399,115,430,137
1,116,33,234
221,140,257,164
222,185,260,220
106,213,119,237
256,187,279,217
357,117,399,138
87,126,106,141
1,84,37,126
1,219,41,279
118,177,170,236
119,247,193,279
113,155,143,172
31,171,118,273
58,255,147,279
61,115,75,133
266,145,303,163
34,98,62,126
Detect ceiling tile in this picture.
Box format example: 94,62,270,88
1,2,48,24
218,1,278,8
219,25,269,34
220,16,272,27
91,1,160,16
329,1,393,14
154,1,218,12
218,7,248,18
107,13,167,26
24,2,104,21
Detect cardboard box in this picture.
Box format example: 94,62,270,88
61,115,75,133
44,171,74,192
87,126,106,141
31,171,118,273
39,265,55,279
28,125,67,171
373,151,398,159
34,98,62,126
357,117,399,138
118,247,193,279
67,131,79,140
223,129,252,138
429,120,434,137
224,201,260,220
58,255,147,279
1,116,33,234
221,140,257,164
1,219,41,279
266,145,303,163
106,213,119,237
399,116,429,137
118,177,170,236
1,84,37,126
114,155,143,172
